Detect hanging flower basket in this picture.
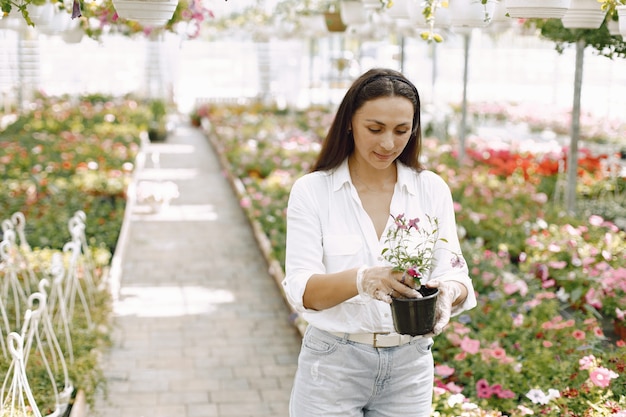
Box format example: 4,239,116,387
324,11,347,32
112,0,179,27
449,0,498,28
616,5,626,39
339,0,368,26
561,0,607,29
506,0,571,18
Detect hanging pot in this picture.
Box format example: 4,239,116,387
390,286,439,336
608,17,620,36
37,7,71,36
385,0,413,20
362,0,384,9
617,5,626,39
506,0,571,18
561,0,606,29
339,1,368,26
324,11,348,32
488,0,513,33
449,0,498,28
61,23,84,44
112,0,179,27
26,2,55,27
298,14,327,37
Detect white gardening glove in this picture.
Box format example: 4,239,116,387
356,266,421,303
425,280,465,335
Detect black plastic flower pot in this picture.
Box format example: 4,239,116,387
391,286,439,336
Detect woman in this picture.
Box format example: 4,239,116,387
282,68,477,417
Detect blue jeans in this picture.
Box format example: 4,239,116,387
289,326,434,417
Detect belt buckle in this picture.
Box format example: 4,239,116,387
372,332,390,348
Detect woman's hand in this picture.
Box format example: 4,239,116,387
356,266,421,303
425,280,466,335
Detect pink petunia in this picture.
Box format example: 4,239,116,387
579,355,596,370
572,330,586,340
445,382,464,394
434,364,455,378
476,379,492,399
460,336,480,354
589,367,618,388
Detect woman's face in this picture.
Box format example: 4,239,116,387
350,96,414,170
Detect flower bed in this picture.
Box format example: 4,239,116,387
195,100,626,416
0,94,147,415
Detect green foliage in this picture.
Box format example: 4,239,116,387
532,17,626,59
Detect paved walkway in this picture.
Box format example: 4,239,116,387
91,121,302,417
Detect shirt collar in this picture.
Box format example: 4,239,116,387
396,162,417,196
332,159,352,192
332,158,417,195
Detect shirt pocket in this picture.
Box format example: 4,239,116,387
322,234,362,256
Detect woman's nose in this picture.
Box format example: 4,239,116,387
380,133,394,150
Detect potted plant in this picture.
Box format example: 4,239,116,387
561,0,607,29
505,0,571,18
448,0,498,29
147,98,169,142
600,0,626,38
381,213,465,336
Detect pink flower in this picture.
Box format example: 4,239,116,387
579,355,596,370
572,330,586,340
548,260,567,269
434,364,455,378
589,367,618,388
476,379,493,399
589,214,604,226
460,336,480,354
445,382,464,394
543,340,553,348
497,389,516,399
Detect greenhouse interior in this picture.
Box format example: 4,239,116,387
1,0,625,416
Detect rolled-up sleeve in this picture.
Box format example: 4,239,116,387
282,176,326,314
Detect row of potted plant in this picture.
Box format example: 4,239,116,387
0,94,149,415
192,99,625,416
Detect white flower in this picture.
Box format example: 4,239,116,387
525,388,550,405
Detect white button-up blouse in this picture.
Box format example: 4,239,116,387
282,158,477,334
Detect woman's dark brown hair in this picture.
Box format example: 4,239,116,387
311,68,422,173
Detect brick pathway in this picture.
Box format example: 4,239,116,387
91,121,301,417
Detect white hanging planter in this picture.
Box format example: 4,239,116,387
488,0,512,33
112,0,179,27
449,0,498,28
432,5,452,28
385,0,413,19
506,0,571,18
298,14,327,37
61,24,84,44
0,7,29,32
26,2,55,27
339,0,368,26
362,0,384,9
561,0,606,29
608,17,620,36
37,7,71,36
616,5,626,40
